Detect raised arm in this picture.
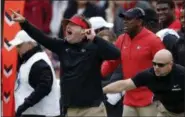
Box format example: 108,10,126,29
94,36,120,60
101,36,124,77
10,9,64,53
20,20,64,53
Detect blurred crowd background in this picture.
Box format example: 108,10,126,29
22,0,184,78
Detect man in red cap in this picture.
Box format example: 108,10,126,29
61,15,92,43
10,11,120,116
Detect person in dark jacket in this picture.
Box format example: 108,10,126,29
9,30,60,117
10,10,120,117
172,2,185,67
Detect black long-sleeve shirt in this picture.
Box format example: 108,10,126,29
20,20,120,107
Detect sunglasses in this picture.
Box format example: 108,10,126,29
152,62,169,67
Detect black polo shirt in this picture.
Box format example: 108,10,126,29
132,64,184,114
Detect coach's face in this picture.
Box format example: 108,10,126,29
65,22,86,44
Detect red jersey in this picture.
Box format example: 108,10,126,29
24,0,52,33
168,19,182,31
102,28,165,106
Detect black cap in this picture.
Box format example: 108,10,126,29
119,7,145,19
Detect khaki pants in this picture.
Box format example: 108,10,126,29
67,103,106,116
122,103,158,116
157,102,184,117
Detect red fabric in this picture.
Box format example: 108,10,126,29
175,8,180,19
122,1,137,10
24,0,52,33
168,19,182,31
101,28,165,106
68,16,88,29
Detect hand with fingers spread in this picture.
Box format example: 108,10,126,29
10,9,25,23
83,29,96,41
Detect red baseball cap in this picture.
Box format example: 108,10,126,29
62,15,90,30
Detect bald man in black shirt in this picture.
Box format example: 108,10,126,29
103,49,184,117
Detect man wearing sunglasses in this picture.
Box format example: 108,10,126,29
103,49,184,117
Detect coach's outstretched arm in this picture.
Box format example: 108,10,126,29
103,69,152,94
103,79,136,94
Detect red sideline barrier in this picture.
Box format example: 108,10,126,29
2,0,25,116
